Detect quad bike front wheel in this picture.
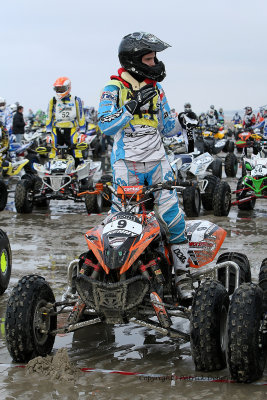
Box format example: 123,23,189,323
0,179,8,211
182,186,201,217
227,283,266,383
216,252,251,295
0,229,12,295
5,275,57,362
213,181,231,216
190,279,229,371
201,175,219,211
224,153,238,177
15,177,34,213
236,177,256,210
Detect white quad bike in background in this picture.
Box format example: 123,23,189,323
14,143,103,214
164,137,232,217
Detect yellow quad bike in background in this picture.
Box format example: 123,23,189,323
0,145,30,211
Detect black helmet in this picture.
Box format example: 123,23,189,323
184,102,192,111
118,32,171,82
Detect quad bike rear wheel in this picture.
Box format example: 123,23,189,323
201,175,219,211
99,174,113,207
85,192,103,214
224,153,238,177
0,179,8,211
216,252,251,295
213,181,231,216
15,177,34,213
182,186,201,217
258,258,267,311
227,283,266,383
190,279,229,371
0,229,12,295
5,275,57,362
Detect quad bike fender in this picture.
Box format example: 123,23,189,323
5,159,30,176
186,220,227,268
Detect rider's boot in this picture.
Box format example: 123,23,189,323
171,241,193,303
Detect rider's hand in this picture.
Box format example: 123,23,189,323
125,84,157,114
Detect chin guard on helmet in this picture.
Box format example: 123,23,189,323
118,32,170,82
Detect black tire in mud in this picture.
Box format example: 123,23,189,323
227,283,266,383
182,186,201,217
190,279,229,371
0,229,12,295
85,192,103,214
33,176,50,208
258,258,267,311
15,178,34,213
211,158,222,178
213,181,231,216
99,174,113,207
216,252,251,295
236,177,256,210
0,179,8,211
224,153,238,177
5,275,57,362
201,175,220,211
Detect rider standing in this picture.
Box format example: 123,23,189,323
46,77,86,164
98,32,194,302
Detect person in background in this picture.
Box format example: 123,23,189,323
210,104,218,120
251,106,267,139
232,111,242,124
217,108,224,126
98,31,195,303
46,76,85,165
243,106,256,129
12,106,25,143
179,102,198,152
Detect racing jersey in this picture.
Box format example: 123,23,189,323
98,68,181,165
0,108,13,133
243,113,256,128
252,118,267,138
46,95,85,133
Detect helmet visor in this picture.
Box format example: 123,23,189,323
0,102,6,107
54,85,68,93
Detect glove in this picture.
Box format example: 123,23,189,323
125,84,157,114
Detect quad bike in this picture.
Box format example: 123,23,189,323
0,229,12,295
201,125,235,154
168,151,231,217
235,129,264,156
0,144,30,211
5,181,265,382
194,129,238,179
14,143,103,214
231,147,267,211
232,123,244,140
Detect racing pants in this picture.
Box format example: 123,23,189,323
50,127,82,161
112,157,187,244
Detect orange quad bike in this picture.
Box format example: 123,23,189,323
5,181,266,382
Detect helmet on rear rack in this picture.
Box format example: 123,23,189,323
0,97,6,111
53,77,71,100
118,32,170,82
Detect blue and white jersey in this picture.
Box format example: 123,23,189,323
98,77,181,165
0,107,13,132
252,119,267,138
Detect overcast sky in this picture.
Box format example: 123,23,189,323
2,0,267,116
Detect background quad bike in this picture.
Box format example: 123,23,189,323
0,229,12,295
14,171,105,215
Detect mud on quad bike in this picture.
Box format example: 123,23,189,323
168,151,231,217
14,143,103,214
0,229,12,295
5,182,265,382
